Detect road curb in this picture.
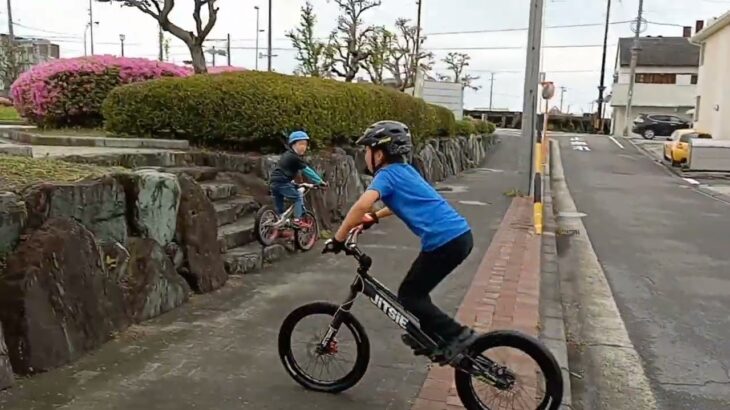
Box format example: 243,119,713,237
0,129,190,150
540,158,573,409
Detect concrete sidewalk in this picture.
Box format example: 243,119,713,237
0,134,526,410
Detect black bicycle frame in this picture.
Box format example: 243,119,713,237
318,245,442,353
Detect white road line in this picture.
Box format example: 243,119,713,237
609,136,625,149
683,178,700,185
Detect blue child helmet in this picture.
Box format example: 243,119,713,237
288,131,310,146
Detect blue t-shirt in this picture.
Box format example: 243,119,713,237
368,163,470,252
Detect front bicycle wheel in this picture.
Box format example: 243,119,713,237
278,302,370,393
454,330,563,410
294,211,319,251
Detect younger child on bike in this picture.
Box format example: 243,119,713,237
323,120,479,362
269,131,326,226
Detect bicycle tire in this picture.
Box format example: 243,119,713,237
454,330,563,410
278,302,370,394
294,211,319,251
254,205,279,246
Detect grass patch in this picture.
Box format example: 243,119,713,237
0,155,117,192
0,106,21,121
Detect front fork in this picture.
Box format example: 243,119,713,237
317,276,362,353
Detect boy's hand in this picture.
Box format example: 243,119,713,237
361,212,378,230
322,238,346,254
319,181,329,188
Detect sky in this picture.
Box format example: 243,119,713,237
4,0,730,113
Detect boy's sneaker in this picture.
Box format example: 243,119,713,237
433,328,480,365
291,218,302,229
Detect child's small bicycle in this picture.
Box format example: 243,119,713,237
254,183,321,251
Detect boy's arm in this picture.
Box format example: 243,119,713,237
374,207,393,219
302,166,325,185
334,190,380,242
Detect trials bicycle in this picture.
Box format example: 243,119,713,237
254,182,321,251
278,226,564,409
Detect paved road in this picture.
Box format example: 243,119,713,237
0,134,525,410
555,133,730,410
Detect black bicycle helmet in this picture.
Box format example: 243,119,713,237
356,121,412,156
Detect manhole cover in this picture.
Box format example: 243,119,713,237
558,211,587,218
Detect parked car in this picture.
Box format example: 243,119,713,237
664,129,712,166
632,114,692,140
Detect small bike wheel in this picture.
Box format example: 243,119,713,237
454,330,563,410
254,205,279,246
294,211,319,251
278,302,370,394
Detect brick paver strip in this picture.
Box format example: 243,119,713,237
411,197,541,410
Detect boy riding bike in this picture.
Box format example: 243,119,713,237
323,120,479,362
269,131,327,226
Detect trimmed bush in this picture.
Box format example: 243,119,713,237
455,119,477,136
474,119,496,135
102,71,456,147
11,55,190,128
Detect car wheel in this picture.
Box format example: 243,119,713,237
643,129,656,140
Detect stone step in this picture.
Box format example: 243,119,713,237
200,181,239,201
217,215,256,252
165,166,219,182
223,242,293,275
214,195,259,227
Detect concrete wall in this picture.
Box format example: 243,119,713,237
694,24,730,139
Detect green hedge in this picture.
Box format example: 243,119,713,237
455,119,476,136
474,119,496,135
102,71,456,147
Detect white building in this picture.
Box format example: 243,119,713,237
610,36,700,136
691,11,730,139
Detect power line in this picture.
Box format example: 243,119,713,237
425,20,634,36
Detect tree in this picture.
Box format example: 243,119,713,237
96,0,219,74
385,18,434,91
327,0,381,82
442,52,481,91
287,1,331,77
0,39,30,90
361,26,393,84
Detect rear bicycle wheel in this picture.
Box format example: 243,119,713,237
454,330,563,410
278,302,370,393
254,205,279,246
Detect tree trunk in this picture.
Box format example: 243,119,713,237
188,43,207,74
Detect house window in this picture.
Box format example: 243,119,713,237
691,74,698,85
635,73,677,84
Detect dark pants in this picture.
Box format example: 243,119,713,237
270,182,304,218
398,231,473,345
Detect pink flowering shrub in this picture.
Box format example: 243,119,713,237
10,55,191,127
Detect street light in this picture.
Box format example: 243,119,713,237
84,21,99,56
119,34,126,57
254,6,266,70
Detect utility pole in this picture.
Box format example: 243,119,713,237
211,46,217,66
255,6,261,70
6,0,15,45
414,0,423,70
559,86,566,112
520,0,544,194
227,33,231,66
158,24,164,61
623,0,644,136
488,72,495,111
267,0,273,71
597,0,612,132
88,0,95,55
119,34,126,57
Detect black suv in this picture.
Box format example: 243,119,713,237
632,114,692,140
